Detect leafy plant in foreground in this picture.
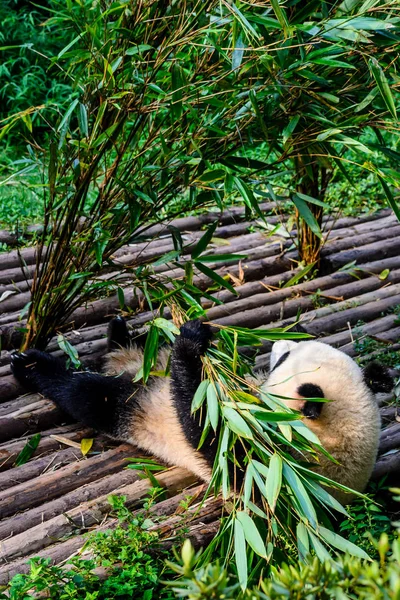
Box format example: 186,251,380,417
167,530,400,600
1,493,175,600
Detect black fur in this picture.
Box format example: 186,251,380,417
108,316,148,350
11,320,214,458
107,316,131,351
297,383,324,420
170,320,216,463
271,351,290,373
11,349,137,435
363,361,394,394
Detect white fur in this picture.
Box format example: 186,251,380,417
264,341,381,503
104,345,212,482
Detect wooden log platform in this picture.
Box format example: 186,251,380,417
0,205,399,583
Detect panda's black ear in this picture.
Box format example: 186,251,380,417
363,361,394,394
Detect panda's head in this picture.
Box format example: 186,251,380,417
264,339,393,420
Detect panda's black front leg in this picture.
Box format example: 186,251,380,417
11,349,133,435
170,320,213,450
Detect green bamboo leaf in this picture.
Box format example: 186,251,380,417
296,522,309,562
282,114,300,144
78,102,88,137
57,334,81,368
230,4,260,41
232,36,245,71
292,196,322,239
191,380,209,413
304,479,349,517
48,140,58,199
191,222,219,259
234,518,248,591
294,192,329,208
57,98,79,133
308,531,332,562
197,169,226,183
14,433,41,466
283,464,318,529
153,318,180,336
290,421,322,445
243,465,254,508
207,384,220,432
354,87,379,113
58,33,84,58
222,406,253,439
312,57,355,69
195,262,236,294
152,250,181,266
236,511,267,558
283,263,316,288
142,325,159,384
171,63,183,119
270,0,289,30
319,526,370,559
117,287,125,309
266,453,282,512
233,177,264,220
196,253,247,263
378,175,400,221
253,410,300,423
369,58,397,119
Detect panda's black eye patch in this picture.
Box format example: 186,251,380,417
298,383,324,420
271,351,290,372
297,383,324,399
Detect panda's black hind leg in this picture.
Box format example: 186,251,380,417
11,349,135,435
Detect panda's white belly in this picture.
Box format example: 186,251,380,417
131,379,212,482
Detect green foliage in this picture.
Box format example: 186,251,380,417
177,323,371,590
339,494,394,557
0,0,72,133
166,532,400,600
1,493,175,600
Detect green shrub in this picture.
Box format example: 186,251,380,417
167,534,400,600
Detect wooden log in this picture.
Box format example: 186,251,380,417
371,449,400,481
0,467,196,563
378,423,400,455
325,237,400,272
322,223,400,256
326,213,397,240
0,445,133,520
321,313,400,352
214,278,400,330
139,202,276,237
0,399,65,443
0,462,143,540
0,483,207,583
0,424,95,472
0,446,84,493
380,406,399,423
305,291,400,337
0,225,43,248
211,254,400,307
208,268,400,324
0,392,42,416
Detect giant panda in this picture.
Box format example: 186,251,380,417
10,318,392,504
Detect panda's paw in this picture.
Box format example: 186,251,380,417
179,320,213,353
11,349,60,390
108,316,131,351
